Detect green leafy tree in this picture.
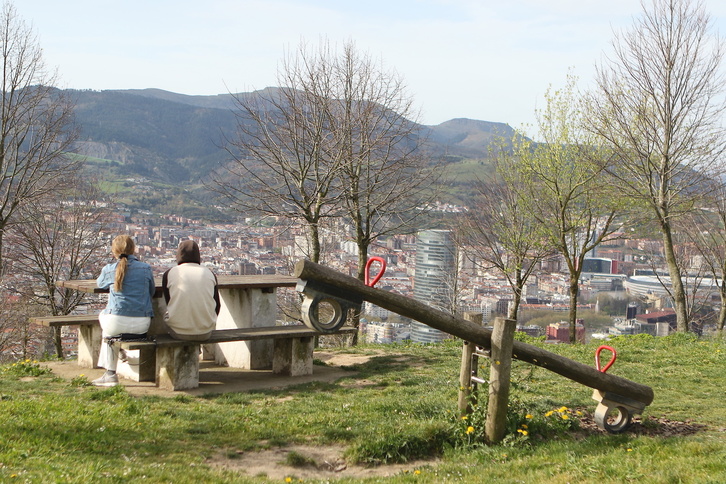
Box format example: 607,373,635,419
515,75,621,342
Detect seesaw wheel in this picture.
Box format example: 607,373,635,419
594,402,632,433
300,296,345,333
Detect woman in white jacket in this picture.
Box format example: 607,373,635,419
162,240,220,340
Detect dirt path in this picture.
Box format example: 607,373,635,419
43,351,372,397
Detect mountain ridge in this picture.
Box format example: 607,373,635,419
71,87,513,183
66,88,514,216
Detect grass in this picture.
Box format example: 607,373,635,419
0,334,724,483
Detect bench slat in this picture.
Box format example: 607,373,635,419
30,315,99,327
119,325,357,350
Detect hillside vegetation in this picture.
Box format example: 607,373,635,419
68,88,514,216
1,333,724,483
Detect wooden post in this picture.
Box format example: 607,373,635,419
458,340,475,415
458,313,480,416
485,318,517,443
293,259,654,406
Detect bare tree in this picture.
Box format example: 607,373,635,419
587,0,726,332
459,154,556,321
0,3,80,275
332,42,440,282
0,286,40,362
7,181,109,357
215,42,344,263
683,182,726,334
516,76,621,342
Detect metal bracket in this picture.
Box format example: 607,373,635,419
296,279,363,333
592,389,647,433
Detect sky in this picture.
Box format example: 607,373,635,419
17,0,726,129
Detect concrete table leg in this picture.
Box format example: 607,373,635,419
77,324,102,368
273,337,314,376
214,288,275,369
157,345,201,391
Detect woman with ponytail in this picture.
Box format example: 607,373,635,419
93,235,155,387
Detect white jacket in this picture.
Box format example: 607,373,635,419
162,263,219,338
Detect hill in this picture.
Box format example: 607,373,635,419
67,88,515,215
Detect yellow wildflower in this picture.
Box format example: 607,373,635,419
561,414,569,420
285,478,292,483
414,470,421,475
545,410,554,417
525,414,533,419
466,426,474,434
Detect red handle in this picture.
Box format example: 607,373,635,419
595,345,617,373
365,257,387,287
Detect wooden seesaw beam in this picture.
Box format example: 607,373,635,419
294,259,654,406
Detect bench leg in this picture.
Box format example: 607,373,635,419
77,324,102,368
116,348,157,382
201,343,216,361
215,340,273,370
157,344,201,391
273,337,314,376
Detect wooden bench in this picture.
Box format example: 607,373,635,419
31,315,102,368
113,325,358,391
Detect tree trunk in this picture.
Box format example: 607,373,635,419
53,327,64,358
661,224,689,332
345,241,369,346
309,223,321,263
568,276,579,343
506,270,523,320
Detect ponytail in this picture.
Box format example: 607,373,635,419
110,236,135,293
115,254,129,292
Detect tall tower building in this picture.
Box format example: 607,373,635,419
411,229,456,343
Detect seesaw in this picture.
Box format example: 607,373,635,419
294,259,653,433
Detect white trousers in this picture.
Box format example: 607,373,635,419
98,313,151,371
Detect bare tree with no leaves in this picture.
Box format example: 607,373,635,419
682,182,726,334
332,42,441,282
0,3,80,275
459,153,556,321
215,42,345,264
217,39,440,273
7,181,110,357
587,0,726,332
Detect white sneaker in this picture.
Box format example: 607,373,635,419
92,373,119,387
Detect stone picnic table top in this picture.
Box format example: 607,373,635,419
56,274,299,295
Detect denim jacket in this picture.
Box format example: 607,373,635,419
97,255,155,317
